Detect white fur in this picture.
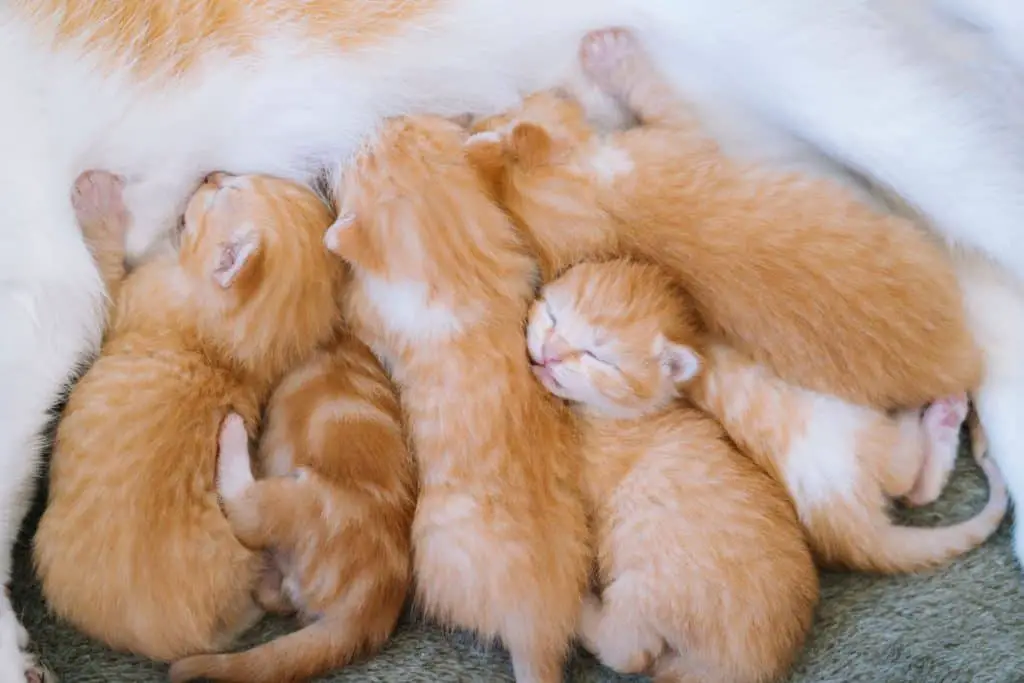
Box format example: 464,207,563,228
782,398,867,510
4,0,1024,674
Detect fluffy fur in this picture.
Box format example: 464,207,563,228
527,259,818,683
468,29,981,411
170,332,415,683
33,171,341,663
690,344,1008,573
326,115,590,683
6,0,1024,676
535,258,1007,574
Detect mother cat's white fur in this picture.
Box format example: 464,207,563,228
2,0,1024,678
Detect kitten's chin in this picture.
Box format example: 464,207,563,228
532,364,571,400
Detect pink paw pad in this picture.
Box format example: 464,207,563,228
71,171,125,221
924,394,969,438
579,28,637,85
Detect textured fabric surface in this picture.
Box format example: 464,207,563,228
12,448,1024,683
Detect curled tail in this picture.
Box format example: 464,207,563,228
820,446,1008,574
168,605,396,683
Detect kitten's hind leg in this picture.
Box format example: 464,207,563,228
579,28,691,129
217,418,320,551
254,557,294,616
576,587,660,675
904,394,970,507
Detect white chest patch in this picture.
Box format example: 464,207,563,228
585,143,635,183
360,274,467,341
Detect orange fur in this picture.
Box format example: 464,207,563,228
33,171,342,661
526,260,818,683
170,331,415,683
326,115,590,683
691,345,1008,574
469,29,982,410
534,258,1008,577
18,0,439,78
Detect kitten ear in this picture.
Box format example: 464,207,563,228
507,122,553,168
213,226,261,289
323,212,360,257
658,338,702,384
465,131,507,195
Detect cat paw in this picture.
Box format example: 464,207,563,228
575,592,603,655
579,28,644,96
0,591,54,683
216,413,254,501
71,171,128,237
905,394,969,506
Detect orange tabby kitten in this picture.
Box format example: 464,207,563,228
170,331,415,683
325,115,590,683
467,28,981,410
534,258,1008,575
527,259,818,683
33,171,342,661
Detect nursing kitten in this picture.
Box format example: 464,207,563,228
325,115,590,683
527,259,818,683
467,28,982,410
536,258,1008,574
691,343,1008,573
170,331,415,683
33,171,342,661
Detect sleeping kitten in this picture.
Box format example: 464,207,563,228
33,171,342,662
466,28,982,411
526,258,819,683
325,115,590,683
170,331,415,683
169,331,417,683
534,258,1008,575
691,343,1008,573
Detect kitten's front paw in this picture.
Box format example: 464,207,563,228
579,28,642,95
71,171,128,237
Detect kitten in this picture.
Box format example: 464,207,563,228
33,171,342,662
170,331,416,683
535,258,1008,575
526,258,819,683
690,343,1008,573
325,115,590,683
466,28,982,411
9,4,1024,672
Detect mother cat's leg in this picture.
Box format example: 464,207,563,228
0,107,106,681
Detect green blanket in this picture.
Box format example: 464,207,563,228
12,449,1023,683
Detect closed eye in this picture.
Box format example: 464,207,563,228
584,349,617,369
544,299,557,325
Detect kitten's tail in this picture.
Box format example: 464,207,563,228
832,444,1008,574
167,599,398,683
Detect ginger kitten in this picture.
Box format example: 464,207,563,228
467,28,982,410
33,171,342,661
170,331,415,683
527,259,818,683
535,258,1008,575
325,115,590,683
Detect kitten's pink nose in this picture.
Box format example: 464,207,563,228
540,337,569,365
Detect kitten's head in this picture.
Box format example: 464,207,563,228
325,115,535,346
465,90,593,198
527,259,703,418
179,173,341,376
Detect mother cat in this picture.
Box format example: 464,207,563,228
3,0,1024,679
